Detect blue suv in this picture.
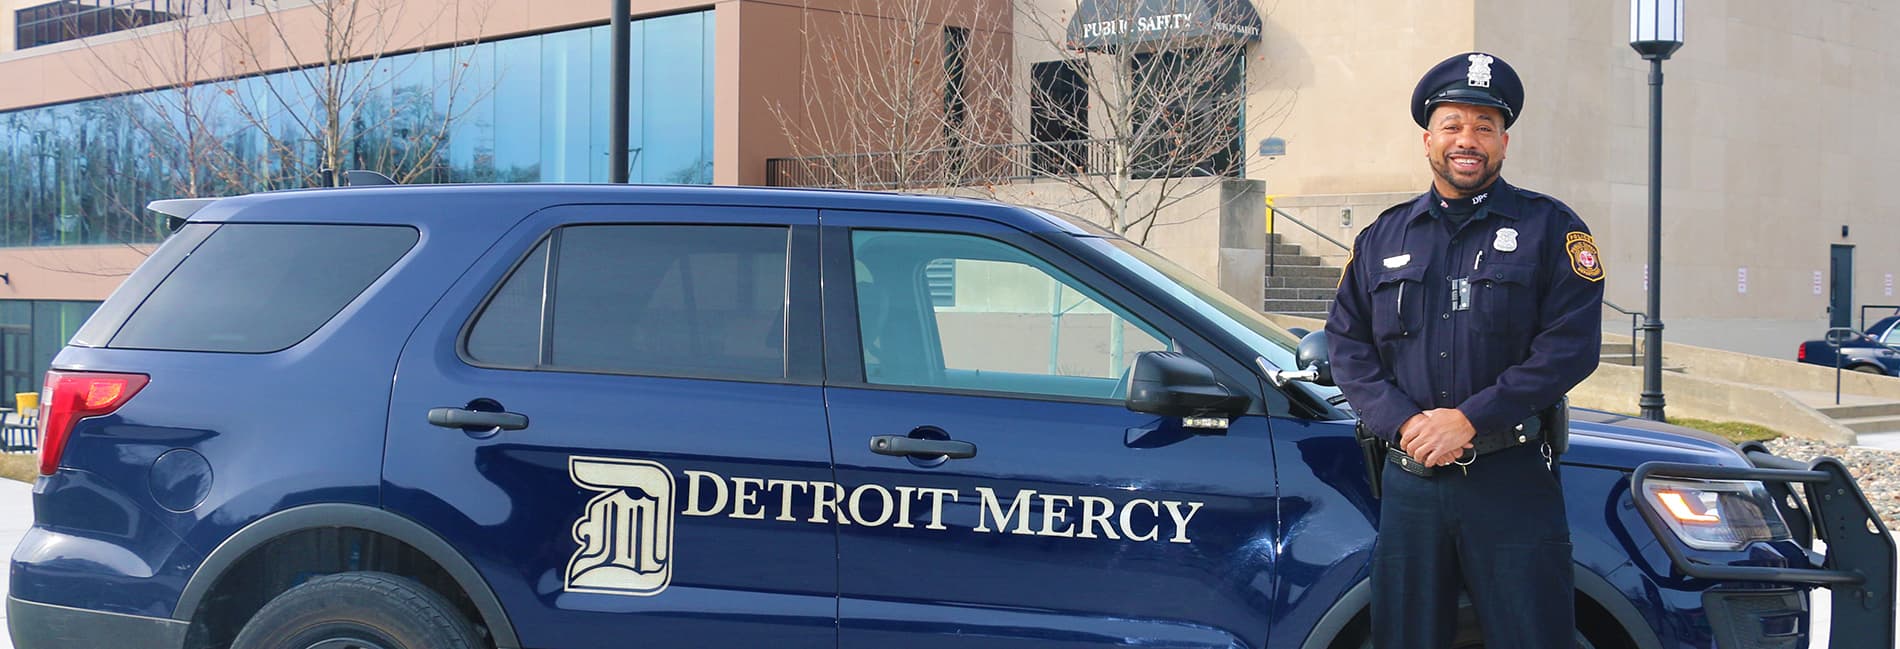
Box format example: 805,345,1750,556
7,184,1894,649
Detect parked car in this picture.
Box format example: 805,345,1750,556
8,182,1893,649
1796,320,1900,375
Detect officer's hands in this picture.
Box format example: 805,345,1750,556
1400,409,1477,467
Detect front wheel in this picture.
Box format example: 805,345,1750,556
231,571,484,649
1851,364,1887,375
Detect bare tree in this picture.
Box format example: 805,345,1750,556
75,0,495,198
770,0,1293,245
1003,0,1293,242
769,0,1012,191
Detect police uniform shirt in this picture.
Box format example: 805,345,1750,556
1325,178,1605,444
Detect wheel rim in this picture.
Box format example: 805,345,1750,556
304,638,395,649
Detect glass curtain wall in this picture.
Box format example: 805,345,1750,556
0,300,100,406
0,12,715,249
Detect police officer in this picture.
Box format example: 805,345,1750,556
1325,52,1604,649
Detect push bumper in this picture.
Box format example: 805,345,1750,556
1632,442,1896,648
7,596,188,649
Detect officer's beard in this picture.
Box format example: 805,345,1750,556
1432,149,1503,197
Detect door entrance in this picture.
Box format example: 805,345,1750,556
1831,244,1855,329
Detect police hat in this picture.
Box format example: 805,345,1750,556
1411,52,1523,130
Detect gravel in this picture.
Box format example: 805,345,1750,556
1764,437,1900,533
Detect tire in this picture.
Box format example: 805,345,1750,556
231,571,483,649
1851,364,1886,375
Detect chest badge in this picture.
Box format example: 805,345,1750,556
1493,228,1518,252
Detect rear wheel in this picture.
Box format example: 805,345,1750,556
1851,364,1886,375
231,571,483,649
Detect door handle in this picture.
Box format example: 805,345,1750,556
428,407,529,432
869,435,976,459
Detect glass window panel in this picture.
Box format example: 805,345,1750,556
640,12,704,184
493,37,544,182
588,26,611,182
541,28,594,183
111,224,419,353
850,231,1168,400
549,225,788,380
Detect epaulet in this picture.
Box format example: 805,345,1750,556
1513,186,1581,220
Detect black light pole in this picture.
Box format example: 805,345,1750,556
610,0,630,184
1631,0,1683,422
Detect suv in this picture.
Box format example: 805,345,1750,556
8,184,1894,649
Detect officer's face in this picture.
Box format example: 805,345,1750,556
1423,103,1509,197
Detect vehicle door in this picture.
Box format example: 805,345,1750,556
819,210,1281,649
383,204,835,649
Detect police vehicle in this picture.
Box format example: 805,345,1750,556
7,182,1894,649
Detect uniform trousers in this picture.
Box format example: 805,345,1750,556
1371,442,1574,649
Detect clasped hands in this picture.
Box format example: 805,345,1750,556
1399,409,1477,467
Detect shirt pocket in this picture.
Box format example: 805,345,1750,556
1369,263,1426,341
1473,262,1538,333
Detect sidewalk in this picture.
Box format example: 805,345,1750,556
0,477,29,649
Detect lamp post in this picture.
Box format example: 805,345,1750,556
1630,0,1683,422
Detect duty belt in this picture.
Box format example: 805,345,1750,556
1388,414,1545,478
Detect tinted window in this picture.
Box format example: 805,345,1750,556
466,238,552,366
70,223,216,348
110,224,418,352
517,225,789,380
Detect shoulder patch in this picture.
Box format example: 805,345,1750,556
1565,232,1603,282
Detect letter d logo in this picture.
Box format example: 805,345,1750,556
566,457,676,596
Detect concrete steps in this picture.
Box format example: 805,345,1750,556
1790,391,1900,438
1263,234,1347,317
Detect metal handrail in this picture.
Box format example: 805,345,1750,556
1602,300,1644,367
1860,304,1900,332
1264,205,1348,277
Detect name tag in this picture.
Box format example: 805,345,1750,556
1382,254,1411,269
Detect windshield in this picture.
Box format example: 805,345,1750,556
1084,236,1345,405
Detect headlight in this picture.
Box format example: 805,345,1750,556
1640,478,1794,551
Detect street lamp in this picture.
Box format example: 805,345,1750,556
1631,0,1683,422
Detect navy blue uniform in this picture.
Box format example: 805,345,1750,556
1327,178,1603,445
1326,178,1603,649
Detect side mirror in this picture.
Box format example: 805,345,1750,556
1296,330,1334,386
1125,351,1250,425
1287,327,1310,338
1265,330,1336,387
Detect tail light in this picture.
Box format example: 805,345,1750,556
38,371,149,476
1797,343,1807,361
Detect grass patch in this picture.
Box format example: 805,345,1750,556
1666,417,1783,444
0,453,36,483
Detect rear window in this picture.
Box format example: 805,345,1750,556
107,224,419,353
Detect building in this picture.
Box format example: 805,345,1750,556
0,0,1891,404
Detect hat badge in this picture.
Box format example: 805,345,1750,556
1466,53,1494,88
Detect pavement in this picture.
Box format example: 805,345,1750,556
1,476,28,649
0,476,1888,648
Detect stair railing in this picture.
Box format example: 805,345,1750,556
1266,206,1350,277
1603,301,1643,367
